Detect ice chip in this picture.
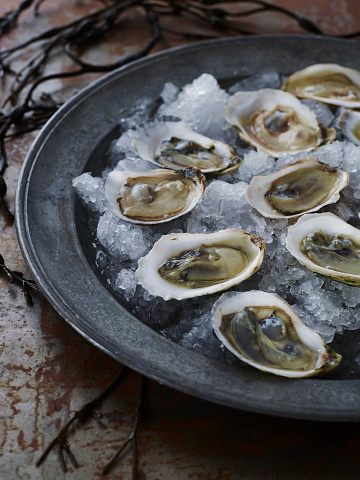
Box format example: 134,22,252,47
115,268,137,301
157,73,230,137
97,211,150,261
72,173,106,214
160,81,180,104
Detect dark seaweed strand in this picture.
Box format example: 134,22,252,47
102,374,147,477
36,366,132,473
0,0,163,215
0,0,37,35
0,253,40,305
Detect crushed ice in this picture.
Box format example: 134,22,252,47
73,72,360,351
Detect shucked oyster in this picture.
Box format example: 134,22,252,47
136,229,265,300
104,167,205,224
246,158,349,219
282,63,360,107
212,290,341,378
132,117,242,175
224,89,335,157
286,212,360,286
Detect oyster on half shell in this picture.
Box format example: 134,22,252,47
224,89,335,157
246,158,349,219
282,63,360,107
212,290,341,378
132,117,242,175
104,167,205,224
136,229,265,300
286,212,360,286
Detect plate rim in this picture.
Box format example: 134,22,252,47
15,34,360,422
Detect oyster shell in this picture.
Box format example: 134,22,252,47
224,89,335,157
104,167,205,224
132,117,242,175
246,158,349,219
281,63,360,107
338,108,360,145
212,290,341,378
286,212,360,286
136,229,265,300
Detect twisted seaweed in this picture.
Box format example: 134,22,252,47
36,366,147,477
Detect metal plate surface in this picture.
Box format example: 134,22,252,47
16,35,360,421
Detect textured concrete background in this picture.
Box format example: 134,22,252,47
1,1,360,479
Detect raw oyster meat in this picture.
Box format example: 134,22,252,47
246,158,349,219
282,63,360,107
212,290,341,378
136,229,265,300
286,212,360,286
224,89,335,157
104,167,205,224
132,117,242,175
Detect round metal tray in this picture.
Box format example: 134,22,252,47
16,35,360,421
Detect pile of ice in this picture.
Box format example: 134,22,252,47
73,72,360,351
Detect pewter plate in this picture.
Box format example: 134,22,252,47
16,35,360,421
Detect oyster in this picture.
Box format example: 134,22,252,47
282,63,360,107
132,117,242,175
338,108,360,145
224,89,335,157
104,167,205,224
246,158,349,219
286,212,360,286
136,229,265,300
212,290,341,378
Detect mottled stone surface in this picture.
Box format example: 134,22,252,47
1,1,360,479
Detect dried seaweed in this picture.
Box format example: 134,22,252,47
35,366,146,476
0,253,40,304
102,374,147,476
